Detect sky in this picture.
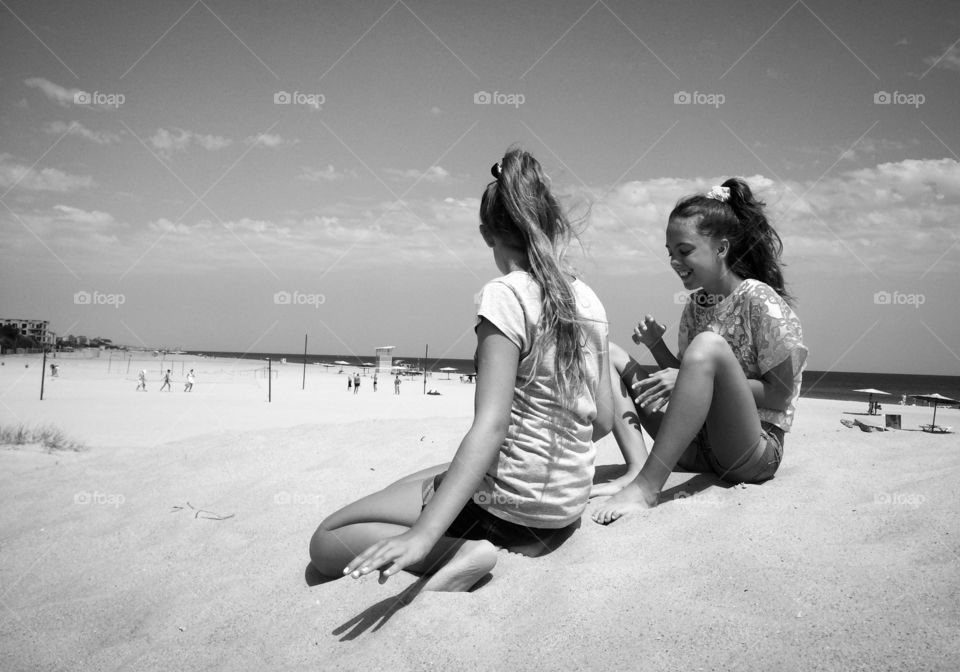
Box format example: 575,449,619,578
1,0,959,375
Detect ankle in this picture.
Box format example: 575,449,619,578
634,472,661,507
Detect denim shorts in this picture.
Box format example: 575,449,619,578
421,473,577,552
676,421,785,484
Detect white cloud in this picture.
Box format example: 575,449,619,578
0,153,94,192
384,165,454,183
192,133,232,151
298,165,358,182
53,205,115,227
24,77,82,107
924,43,960,73
149,128,232,157
245,133,295,149
45,121,121,145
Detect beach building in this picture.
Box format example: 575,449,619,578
375,346,394,377
0,318,54,348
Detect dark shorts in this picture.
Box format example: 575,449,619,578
676,421,785,484
421,473,578,552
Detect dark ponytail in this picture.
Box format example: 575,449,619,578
670,177,794,305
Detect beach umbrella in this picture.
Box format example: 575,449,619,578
910,393,959,431
854,388,890,414
439,366,458,380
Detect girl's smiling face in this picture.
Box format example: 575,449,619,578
665,216,726,292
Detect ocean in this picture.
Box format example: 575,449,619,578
190,351,960,405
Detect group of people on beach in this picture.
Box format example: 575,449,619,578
309,148,807,593
347,372,404,395
136,368,194,392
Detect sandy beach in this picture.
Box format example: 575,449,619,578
2,353,959,671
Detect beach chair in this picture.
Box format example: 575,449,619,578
920,424,953,434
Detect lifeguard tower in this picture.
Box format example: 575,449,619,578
375,346,395,377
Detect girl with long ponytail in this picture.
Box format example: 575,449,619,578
311,148,613,592
593,178,807,524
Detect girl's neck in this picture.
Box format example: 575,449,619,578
704,271,744,298
495,246,529,275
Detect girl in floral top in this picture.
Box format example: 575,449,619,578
593,178,807,524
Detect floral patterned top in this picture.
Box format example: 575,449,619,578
678,279,807,432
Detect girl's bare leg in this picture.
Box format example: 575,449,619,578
594,332,762,523
309,479,496,591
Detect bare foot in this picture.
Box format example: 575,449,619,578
422,540,497,592
591,481,658,525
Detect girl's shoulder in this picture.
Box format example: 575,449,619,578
739,279,787,308
739,279,802,327
570,277,607,321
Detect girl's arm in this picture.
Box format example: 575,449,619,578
413,319,517,539
343,318,518,580
591,337,614,441
749,357,796,411
591,358,647,498
647,339,681,370
634,315,680,369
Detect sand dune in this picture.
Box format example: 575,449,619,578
2,354,958,670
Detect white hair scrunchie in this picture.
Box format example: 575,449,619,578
707,185,730,202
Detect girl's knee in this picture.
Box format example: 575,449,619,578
683,331,730,364
309,526,340,576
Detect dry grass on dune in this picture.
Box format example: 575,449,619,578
0,424,87,453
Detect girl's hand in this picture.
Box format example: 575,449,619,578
632,315,666,349
632,368,678,411
343,530,435,584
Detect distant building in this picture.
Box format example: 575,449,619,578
1,318,54,347
375,346,395,376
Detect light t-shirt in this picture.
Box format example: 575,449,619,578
678,279,807,432
472,271,608,529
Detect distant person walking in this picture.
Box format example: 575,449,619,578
373,373,378,392
137,369,147,391
394,374,401,395
347,376,352,392
160,369,172,392
353,373,361,395
184,369,195,392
